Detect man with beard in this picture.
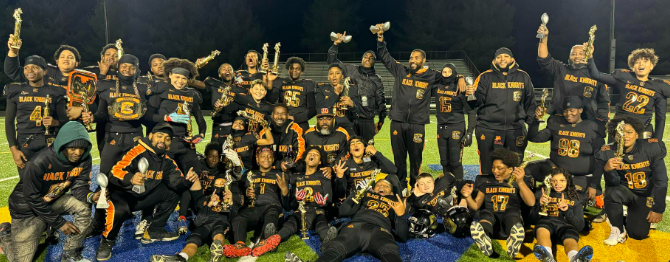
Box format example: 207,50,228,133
236,50,266,90
465,48,537,175
285,179,408,262
0,122,96,262
303,107,350,166
269,104,306,171
96,123,198,261
315,64,359,135
268,57,317,132
84,43,119,81
5,36,81,88
328,32,387,141
537,25,609,145
374,23,465,191
231,116,274,169
5,55,68,171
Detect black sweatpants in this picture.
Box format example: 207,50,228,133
168,139,202,217
475,126,527,175
390,121,425,190
16,133,49,176
317,222,401,262
604,185,653,240
211,125,232,145
354,118,376,142
278,211,329,241
99,131,143,175
476,209,523,239
186,213,229,246
101,184,180,240
437,123,465,180
230,205,282,243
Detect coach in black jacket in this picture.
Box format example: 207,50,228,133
466,48,537,175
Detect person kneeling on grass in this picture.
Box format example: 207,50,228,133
461,148,536,258
532,168,593,262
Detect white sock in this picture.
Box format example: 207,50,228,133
567,250,578,261
543,246,553,258
179,252,189,260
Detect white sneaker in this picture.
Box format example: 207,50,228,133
135,219,150,239
603,226,626,246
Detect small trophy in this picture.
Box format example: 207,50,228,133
614,121,625,158
134,157,148,194
260,43,269,73
196,50,221,69
465,77,476,101
341,77,351,110
247,171,256,207
538,175,552,216
96,174,110,209
583,25,597,63
538,88,549,123
237,110,269,128
43,95,51,135
509,152,534,186
353,169,380,204
223,172,234,209
536,13,549,39
363,139,375,162
10,8,22,49
211,85,232,117
81,91,93,131
299,200,309,239
329,32,352,43
283,146,296,169
272,43,281,75
369,22,390,34
115,39,124,60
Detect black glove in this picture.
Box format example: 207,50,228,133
461,133,473,147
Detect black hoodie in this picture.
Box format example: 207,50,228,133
268,120,306,168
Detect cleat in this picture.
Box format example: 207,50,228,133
285,252,304,262
470,221,493,256
223,241,251,258
263,223,276,239
533,244,556,262
321,226,338,252
209,239,223,262
251,234,281,257
135,219,150,239
572,245,594,262
177,216,188,235
95,238,115,261
142,229,180,244
149,254,186,262
506,223,524,258
603,226,626,246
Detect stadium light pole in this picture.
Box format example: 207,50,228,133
609,0,615,73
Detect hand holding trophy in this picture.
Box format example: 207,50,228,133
465,77,476,101
133,157,149,194
536,13,549,39
330,31,352,45
96,174,110,209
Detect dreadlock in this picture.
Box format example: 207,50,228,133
163,57,199,79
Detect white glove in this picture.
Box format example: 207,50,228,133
225,149,242,167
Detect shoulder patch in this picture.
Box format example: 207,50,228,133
648,138,659,143
601,145,611,151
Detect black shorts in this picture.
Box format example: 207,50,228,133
476,209,522,239
187,213,229,246
535,219,579,243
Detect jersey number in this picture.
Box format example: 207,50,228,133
366,199,390,217
557,138,580,158
491,195,509,212
438,97,452,113
624,172,647,189
284,91,300,107
622,92,650,114
30,106,42,126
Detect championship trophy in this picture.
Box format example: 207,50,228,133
66,70,98,131
363,139,375,162
179,101,194,145
237,110,269,128
465,77,476,101
81,91,93,131
272,43,281,75
615,121,625,158
195,50,221,69
369,22,390,34
211,85,232,117
247,171,256,207
329,32,352,43
260,43,269,74
536,13,549,39
538,175,552,216
341,77,351,110
43,95,51,135
96,174,110,209
299,200,309,239
353,169,381,204
10,8,22,49
134,157,149,194
223,172,234,209
538,88,549,123
583,25,597,63
508,152,534,186
282,146,296,169
115,39,124,60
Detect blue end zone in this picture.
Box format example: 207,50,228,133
427,164,480,181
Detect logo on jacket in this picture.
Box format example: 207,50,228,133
583,86,594,98
452,131,461,140
516,136,525,147
413,133,423,143
513,91,522,102
494,136,503,145
393,130,398,136
416,89,425,99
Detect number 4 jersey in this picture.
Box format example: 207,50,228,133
4,83,67,136
475,174,534,214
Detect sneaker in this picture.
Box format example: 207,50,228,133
592,211,607,223
142,229,180,244
135,219,150,239
96,238,115,261
149,254,187,262
285,252,304,262
603,226,627,246
533,244,556,262
470,221,493,256
209,239,223,262
506,223,525,258
62,249,91,262
572,245,594,262
223,241,251,258
251,234,281,257
45,226,59,245
320,226,338,252
177,216,188,235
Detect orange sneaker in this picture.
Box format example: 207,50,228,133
251,234,281,257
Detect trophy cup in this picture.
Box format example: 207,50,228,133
509,152,534,186
196,50,221,69
583,25,597,63
260,43,269,73
96,174,110,209
369,22,390,34
43,95,51,135
81,91,93,131
237,110,269,128
282,146,296,169
115,39,124,60
272,43,281,75
10,8,22,49
536,13,549,39
211,85,232,117
134,157,148,194
299,200,309,239
353,169,381,204
538,88,549,123
465,77,476,101
223,172,234,209
538,175,552,216
247,171,256,207
614,121,625,158
329,32,352,43
341,77,351,110
363,139,375,162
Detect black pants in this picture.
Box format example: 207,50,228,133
16,133,49,174
278,211,329,241
437,123,465,180
211,125,232,145
230,205,282,243
99,131,142,175
476,209,523,239
390,121,425,190
187,213,229,246
317,222,401,262
604,185,652,240
96,122,107,155
354,118,376,142
168,139,202,217
475,126,527,175
101,184,180,240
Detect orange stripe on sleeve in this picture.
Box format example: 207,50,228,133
111,145,146,180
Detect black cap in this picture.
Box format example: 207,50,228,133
442,63,458,76
151,122,175,137
328,63,343,72
316,107,335,117
148,54,166,66
119,54,139,67
494,47,513,58
563,96,584,109
25,55,48,70
63,139,89,150
363,50,376,59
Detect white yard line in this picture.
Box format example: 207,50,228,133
525,149,548,159
0,176,19,182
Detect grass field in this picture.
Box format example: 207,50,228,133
0,114,669,261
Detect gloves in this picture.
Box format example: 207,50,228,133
461,133,473,147
190,134,204,144
165,113,189,124
296,189,307,201
315,192,329,206
225,149,242,167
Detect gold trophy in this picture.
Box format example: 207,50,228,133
260,43,269,73
272,43,281,75
538,88,549,123
369,22,390,34
195,50,221,69
180,101,194,138
299,200,309,239
211,85,232,117
10,8,22,49
508,152,534,186
329,32,352,43
353,169,381,204
341,77,351,110
237,110,269,128
81,91,93,131
222,172,234,210
583,25,597,63
247,171,256,207
115,39,124,60
536,13,549,39
43,95,51,136
538,175,552,216
615,121,625,158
